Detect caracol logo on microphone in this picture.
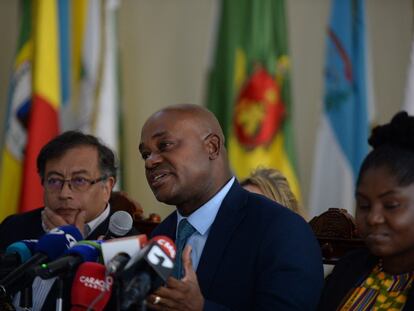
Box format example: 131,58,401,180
79,275,113,291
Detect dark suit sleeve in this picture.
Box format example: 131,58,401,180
0,215,14,251
252,212,324,310
0,208,44,252
203,300,232,311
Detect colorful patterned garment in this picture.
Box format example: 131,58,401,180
339,263,414,311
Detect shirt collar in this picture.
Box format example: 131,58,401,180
176,176,235,235
87,203,111,233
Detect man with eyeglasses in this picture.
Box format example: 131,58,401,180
0,131,121,249
0,131,135,311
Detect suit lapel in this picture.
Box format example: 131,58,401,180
196,181,248,295
151,212,177,240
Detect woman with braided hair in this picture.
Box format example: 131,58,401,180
318,111,414,310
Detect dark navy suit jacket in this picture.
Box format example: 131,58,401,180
152,181,324,311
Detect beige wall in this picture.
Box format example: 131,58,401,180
0,0,412,219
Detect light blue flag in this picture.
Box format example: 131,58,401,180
309,0,372,217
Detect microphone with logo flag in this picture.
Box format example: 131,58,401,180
119,236,176,310
101,234,148,276
71,262,113,311
0,225,82,299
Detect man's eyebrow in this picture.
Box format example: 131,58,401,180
46,171,64,177
70,170,90,175
152,131,168,139
46,169,90,177
139,131,169,152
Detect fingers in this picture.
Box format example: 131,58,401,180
147,291,177,310
146,294,163,310
42,207,67,231
182,245,196,282
75,210,87,237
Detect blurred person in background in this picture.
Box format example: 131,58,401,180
318,111,414,310
241,167,307,219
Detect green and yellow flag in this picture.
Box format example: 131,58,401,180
207,0,301,200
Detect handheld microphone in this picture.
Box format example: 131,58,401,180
0,225,82,297
103,211,133,240
101,234,147,268
71,262,113,311
101,234,147,277
120,236,176,310
33,240,101,279
106,252,130,277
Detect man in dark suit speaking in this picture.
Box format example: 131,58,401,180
139,104,324,310
0,131,119,250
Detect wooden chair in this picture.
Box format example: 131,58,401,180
109,191,161,236
309,208,366,264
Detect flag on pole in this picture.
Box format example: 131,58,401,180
73,0,122,188
0,0,33,220
20,0,62,213
206,0,301,201
309,0,371,218
0,0,122,221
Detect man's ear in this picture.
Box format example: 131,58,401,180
205,134,221,160
103,177,116,202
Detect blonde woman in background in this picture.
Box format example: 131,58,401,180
241,167,307,219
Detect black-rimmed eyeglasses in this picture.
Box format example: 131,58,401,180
43,176,108,193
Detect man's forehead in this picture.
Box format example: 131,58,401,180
142,111,200,137
44,146,99,172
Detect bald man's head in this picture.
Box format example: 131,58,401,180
139,104,232,215
151,104,224,141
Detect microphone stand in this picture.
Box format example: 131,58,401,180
55,278,64,311
115,280,121,311
19,286,32,310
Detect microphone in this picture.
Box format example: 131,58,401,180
0,240,38,275
100,234,147,277
33,240,102,279
120,236,176,310
0,225,82,297
103,211,134,240
71,262,113,311
106,252,130,277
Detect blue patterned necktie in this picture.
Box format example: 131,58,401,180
172,218,196,279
